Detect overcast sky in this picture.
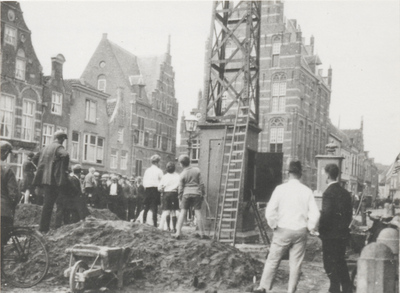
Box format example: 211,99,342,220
20,0,400,165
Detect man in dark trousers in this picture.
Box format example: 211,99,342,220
1,141,19,247
68,164,90,223
32,131,70,232
319,163,353,293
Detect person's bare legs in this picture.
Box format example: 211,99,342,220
172,209,187,237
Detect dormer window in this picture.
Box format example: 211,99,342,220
4,25,17,46
15,49,26,80
97,75,106,92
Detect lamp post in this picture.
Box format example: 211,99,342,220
184,114,199,157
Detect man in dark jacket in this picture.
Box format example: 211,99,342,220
32,131,70,232
319,164,353,293
68,164,90,222
1,141,19,246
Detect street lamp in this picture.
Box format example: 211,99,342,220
184,114,199,157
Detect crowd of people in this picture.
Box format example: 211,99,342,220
1,130,207,240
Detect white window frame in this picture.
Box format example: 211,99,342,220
71,131,80,161
15,58,26,81
85,99,97,123
4,25,17,47
117,128,124,144
120,151,128,170
83,134,104,164
6,152,23,180
22,99,35,141
42,124,54,148
137,116,145,146
51,91,63,115
110,149,118,169
271,78,286,113
191,139,200,162
270,127,284,153
0,94,14,138
98,78,106,92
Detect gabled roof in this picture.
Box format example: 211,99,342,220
107,39,141,79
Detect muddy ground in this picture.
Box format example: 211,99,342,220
2,204,368,293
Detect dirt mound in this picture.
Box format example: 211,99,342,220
42,218,287,291
14,204,119,228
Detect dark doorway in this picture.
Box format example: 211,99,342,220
254,152,283,202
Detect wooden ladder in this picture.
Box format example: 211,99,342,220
250,191,270,245
213,101,251,245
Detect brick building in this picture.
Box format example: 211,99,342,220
81,34,178,176
41,54,71,150
1,1,43,179
64,79,110,173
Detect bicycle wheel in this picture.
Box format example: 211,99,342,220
1,228,49,288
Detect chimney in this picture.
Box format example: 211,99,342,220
197,89,202,109
51,54,66,80
310,35,314,55
167,34,171,55
102,33,108,40
328,65,333,88
318,69,323,76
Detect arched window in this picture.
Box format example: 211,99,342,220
270,118,284,153
271,74,286,113
272,35,281,67
15,49,26,80
97,75,106,92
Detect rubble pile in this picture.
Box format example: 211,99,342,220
14,204,119,228
41,217,287,291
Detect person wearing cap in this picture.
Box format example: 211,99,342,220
108,175,124,219
21,152,36,204
32,130,70,232
1,141,19,247
98,174,110,209
253,161,320,293
158,162,180,233
120,176,131,220
89,171,101,208
68,164,90,223
142,154,163,227
84,167,96,206
172,155,206,239
126,176,138,221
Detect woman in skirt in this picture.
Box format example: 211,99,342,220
158,162,180,233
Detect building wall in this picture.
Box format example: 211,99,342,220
1,2,43,179
67,81,109,173
41,55,71,149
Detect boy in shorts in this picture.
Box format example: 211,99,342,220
172,155,207,239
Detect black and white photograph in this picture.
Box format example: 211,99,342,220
1,1,400,292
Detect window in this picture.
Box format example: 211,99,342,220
22,100,35,141
272,36,281,67
71,131,80,160
83,134,104,164
135,159,142,176
271,74,286,112
85,100,96,122
0,94,14,138
120,151,128,170
137,116,144,146
56,126,68,149
97,75,106,92
6,152,23,180
155,121,162,149
4,25,17,46
15,49,26,80
270,127,284,153
110,149,118,169
144,132,149,147
42,124,54,147
117,128,124,143
51,91,62,115
191,139,200,162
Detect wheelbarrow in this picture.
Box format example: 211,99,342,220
64,244,143,293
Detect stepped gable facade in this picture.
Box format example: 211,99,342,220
81,34,178,176
1,1,43,179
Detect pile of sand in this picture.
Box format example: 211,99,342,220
42,218,283,291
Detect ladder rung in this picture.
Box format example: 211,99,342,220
230,159,243,163
221,219,236,222
223,208,237,212
236,124,247,127
219,239,233,243
228,169,242,173
227,132,245,137
227,178,241,182
226,188,239,192
224,198,239,202
220,229,235,232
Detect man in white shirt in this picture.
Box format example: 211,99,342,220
254,161,320,293
142,154,163,227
